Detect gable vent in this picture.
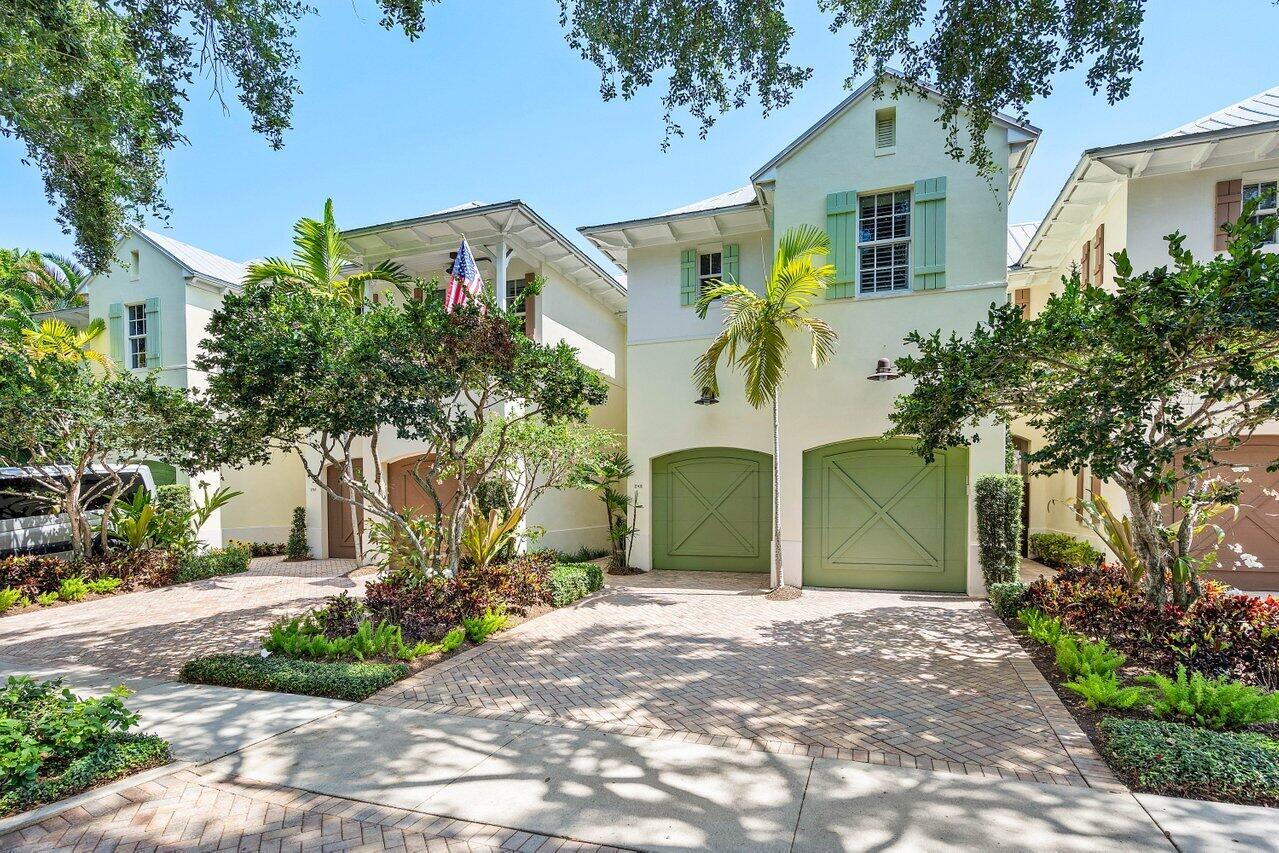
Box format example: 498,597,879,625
875,108,896,150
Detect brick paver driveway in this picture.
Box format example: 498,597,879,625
0,557,362,679
375,571,1095,787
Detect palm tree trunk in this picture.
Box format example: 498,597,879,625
772,395,783,588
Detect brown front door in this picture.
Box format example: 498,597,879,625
1195,438,1279,591
326,459,363,559
387,455,459,519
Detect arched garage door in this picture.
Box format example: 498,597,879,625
652,448,772,572
803,438,967,592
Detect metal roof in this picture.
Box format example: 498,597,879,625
135,227,248,288
1007,222,1040,268
1161,86,1279,137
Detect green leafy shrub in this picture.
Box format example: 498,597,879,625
1018,607,1066,646
85,577,122,595
1098,717,1279,804
230,540,287,557
549,562,604,607
264,616,436,662
1029,532,1102,569
975,474,1023,586
436,626,465,653
987,581,1028,618
85,549,178,590
1138,665,1279,731
0,554,74,600
1054,635,1126,678
180,654,408,701
314,591,367,638
286,506,310,559
0,733,170,817
35,592,57,606
57,576,88,602
1062,672,1146,710
174,543,251,584
463,609,508,644
0,587,23,612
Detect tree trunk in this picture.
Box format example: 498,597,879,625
1121,481,1173,606
772,395,783,589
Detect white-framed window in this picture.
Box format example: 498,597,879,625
1243,180,1278,243
505,278,527,319
126,303,147,369
698,251,722,295
874,107,896,153
857,190,912,294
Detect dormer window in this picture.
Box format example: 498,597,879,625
875,107,896,154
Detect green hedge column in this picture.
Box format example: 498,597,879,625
913,177,947,290
975,473,1024,587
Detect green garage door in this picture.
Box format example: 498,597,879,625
803,438,967,592
652,448,771,572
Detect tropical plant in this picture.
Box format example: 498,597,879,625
35,592,57,607
1061,672,1146,711
573,449,638,571
459,507,524,571
108,489,156,551
1054,635,1126,679
462,609,508,644
20,318,109,368
244,199,409,303
84,577,121,595
694,224,837,591
0,588,24,612
889,214,1279,606
23,253,88,310
56,577,88,602
1139,666,1279,731
477,417,620,519
1018,608,1066,647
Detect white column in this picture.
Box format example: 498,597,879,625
494,238,509,311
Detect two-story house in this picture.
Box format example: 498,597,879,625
1010,86,1279,591
582,73,1040,595
86,203,627,559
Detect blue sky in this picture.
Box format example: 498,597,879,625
3,0,1275,271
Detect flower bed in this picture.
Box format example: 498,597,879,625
995,566,1279,806
0,676,169,817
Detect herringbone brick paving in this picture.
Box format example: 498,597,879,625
0,767,631,852
373,572,1095,786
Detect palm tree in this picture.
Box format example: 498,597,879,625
25,252,89,310
22,317,110,367
245,199,409,301
693,224,837,594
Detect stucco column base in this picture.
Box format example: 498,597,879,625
772,538,802,588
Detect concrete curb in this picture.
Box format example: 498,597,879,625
0,760,192,836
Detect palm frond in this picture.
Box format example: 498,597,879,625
244,257,306,287
788,315,838,367
741,320,788,408
776,224,830,271
694,281,754,318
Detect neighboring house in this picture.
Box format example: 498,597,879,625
85,207,628,559
1009,85,1279,590
309,201,627,559
83,227,306,546
582,73,1040,595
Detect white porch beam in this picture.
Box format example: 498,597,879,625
1130,150,1155,178
494,238,509,309
1191,141,1220,170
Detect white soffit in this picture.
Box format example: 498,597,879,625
343,201,627,315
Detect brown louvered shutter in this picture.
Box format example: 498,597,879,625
1013,287,1031,318
1092,225,1105,286
1090,474,1102,497
1080,240,1091,285
523,272,536,340
413,286,423,302
1215,179,1243,251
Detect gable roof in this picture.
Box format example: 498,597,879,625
134,227,248,288
749,70,1041,195
1007,222,1039,268
663,186,758,216
1161,86,1279,137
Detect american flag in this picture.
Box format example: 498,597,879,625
444,238,485,313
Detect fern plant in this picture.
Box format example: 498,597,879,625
462,609,509,644
0,587,24,612
1054,635,1126,678
1017,608,1066,646
1062,672,1146,710
35,592,58,606
1138,665,1279,730
85,577,122,595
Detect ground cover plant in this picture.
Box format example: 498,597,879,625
0,676,169,816
180,655,408,702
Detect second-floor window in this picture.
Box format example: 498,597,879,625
1243,180,1278,243
857,190,912,294
127,303,147,369
506,278,527,319
698,251,722,295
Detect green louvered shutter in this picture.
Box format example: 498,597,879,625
144,297,161,369
108,302,124,366
825,191,859,299
680,249,697,306
722,243,740,284
913,177,947,290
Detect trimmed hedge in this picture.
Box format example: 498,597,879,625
549,562,604,607
975,474,1023,586
180,654,408,701
175,544,252,584
0,734,170,817
1098,717,1279,805
1029,532,1103,569
987,581,1029,618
